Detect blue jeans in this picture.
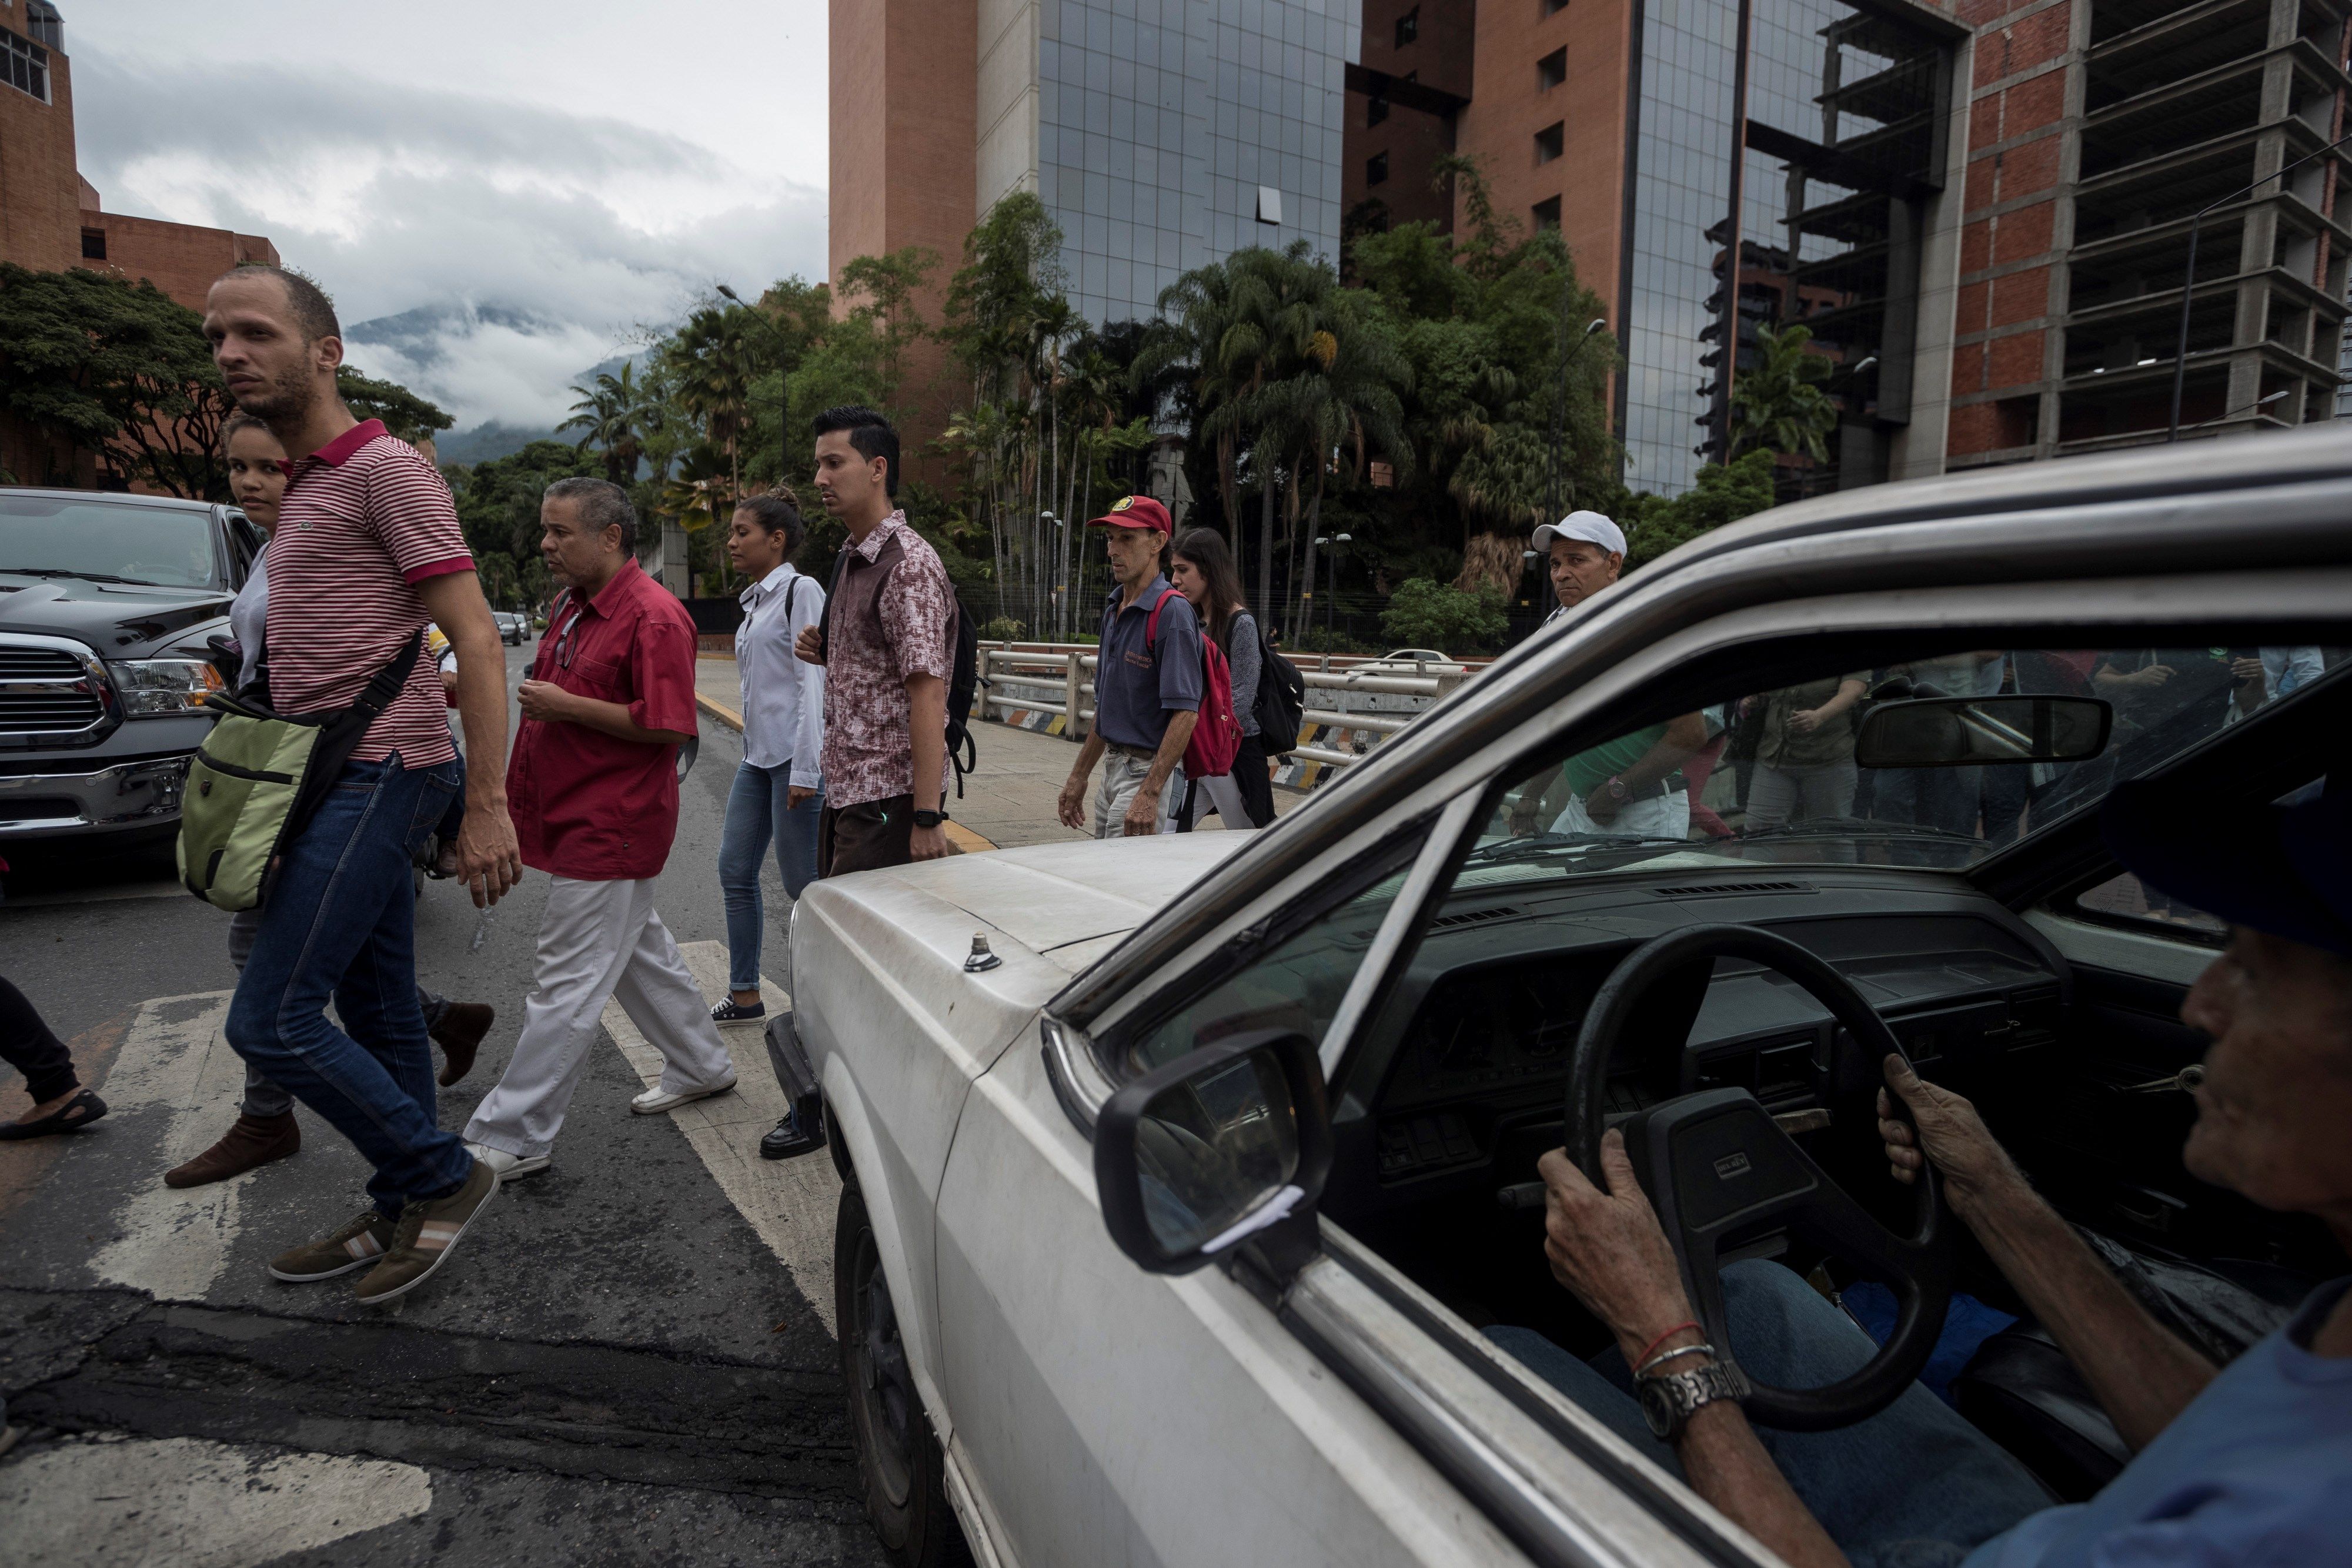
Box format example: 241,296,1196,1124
1488,1261,2049,1568
718,761,822,991
225,755,472,1218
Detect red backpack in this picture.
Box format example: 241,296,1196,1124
1146,588,1240,779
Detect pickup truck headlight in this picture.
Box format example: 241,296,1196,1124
110,657,225,717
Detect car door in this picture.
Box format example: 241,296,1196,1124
939,436,2352,1568
931,826,1550,1568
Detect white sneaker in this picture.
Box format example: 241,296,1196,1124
630,1075,738,1115
465,1142,550,1181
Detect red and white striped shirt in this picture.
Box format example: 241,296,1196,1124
265,419,473,767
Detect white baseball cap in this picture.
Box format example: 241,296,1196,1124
1532,509,1626,557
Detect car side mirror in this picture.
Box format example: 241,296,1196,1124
1855,696,2111,769
1093,1029,1332,1276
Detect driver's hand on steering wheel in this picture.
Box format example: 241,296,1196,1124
1878,1054,2022,1218
1536,1134,1702,1366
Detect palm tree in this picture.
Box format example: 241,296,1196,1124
1730,322,1838,464
663,306,762,508
559,364,646,487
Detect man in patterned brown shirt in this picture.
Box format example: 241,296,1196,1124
793,406,954,874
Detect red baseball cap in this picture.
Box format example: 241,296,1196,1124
1087,495,1172,537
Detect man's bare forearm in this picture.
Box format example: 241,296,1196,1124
1958,1181,2214,1448
1675,1405,1846,1568
1144,710,1198,794
1068,731,1107,783
907,674,946,813
450,623,510,805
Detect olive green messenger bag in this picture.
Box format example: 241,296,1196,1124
176,631,423,912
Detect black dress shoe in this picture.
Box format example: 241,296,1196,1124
760,1109,823,1161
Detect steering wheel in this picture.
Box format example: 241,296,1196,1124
1565,924,1952,1431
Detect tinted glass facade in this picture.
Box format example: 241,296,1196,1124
1622,0,1949,494
1037,0,1359,326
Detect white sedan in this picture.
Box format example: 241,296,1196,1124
773,428,2352,1567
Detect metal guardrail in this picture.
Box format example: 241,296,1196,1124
976,645,1472,774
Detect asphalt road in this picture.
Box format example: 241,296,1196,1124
0,641,888,1567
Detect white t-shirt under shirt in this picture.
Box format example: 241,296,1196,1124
265,419,472,767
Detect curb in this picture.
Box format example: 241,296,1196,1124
693,691,996,854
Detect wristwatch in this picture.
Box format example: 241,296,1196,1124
913,808,950,830
1637,1359,1751,1440
1604,774,1632,803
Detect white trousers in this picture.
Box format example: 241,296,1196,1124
1552,790,1692,841
465,875,736,1159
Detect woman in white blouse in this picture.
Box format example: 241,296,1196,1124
713,492,826,1028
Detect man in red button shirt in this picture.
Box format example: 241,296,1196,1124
463,479,737,1179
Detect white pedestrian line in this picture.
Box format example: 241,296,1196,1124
0,1433,432,1567
597,941,841,1334
85,991,249,1303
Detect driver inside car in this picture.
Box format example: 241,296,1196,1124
1505,776,2352,1568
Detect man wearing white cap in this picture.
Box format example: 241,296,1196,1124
1512,509,1707,839
1535,509,1629,627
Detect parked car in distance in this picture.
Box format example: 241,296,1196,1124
772,427,2352,1568
2,489,259,848
494,611,531,645
1355,646,1468,677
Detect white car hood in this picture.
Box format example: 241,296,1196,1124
883,832,1253,972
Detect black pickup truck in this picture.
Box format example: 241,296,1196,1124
1,488,265,849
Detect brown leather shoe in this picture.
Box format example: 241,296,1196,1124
432,1002,495,1087
164,1111,299,1188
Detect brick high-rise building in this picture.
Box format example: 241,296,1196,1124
1342,0,2350,497
3,2,280,487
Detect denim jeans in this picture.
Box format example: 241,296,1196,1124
225,754,472,1218
718,760,822,991
1488,1261,2050,1568
227,907,452,1118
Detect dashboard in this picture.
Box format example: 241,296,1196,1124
1329,870,2069,1208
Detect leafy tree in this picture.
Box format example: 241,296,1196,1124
0,264,235,497
338,366,453,447
1379,577,1508,652
1616,449,1778,569
560,363,648,486
1730,323,1836,463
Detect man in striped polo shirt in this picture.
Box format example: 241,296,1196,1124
202,266,520,1306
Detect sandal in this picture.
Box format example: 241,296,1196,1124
0,1089,108,1141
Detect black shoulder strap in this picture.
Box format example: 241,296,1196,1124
349,628,425,723
784,574,799,619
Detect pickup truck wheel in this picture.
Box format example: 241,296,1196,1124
836,1182,968,1567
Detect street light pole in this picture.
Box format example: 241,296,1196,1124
1327,532,1350,638
716,283,789,476
1546,317,1609,524
2166,130,2352,442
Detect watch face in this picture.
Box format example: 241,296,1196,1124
1639,1376,1679,1439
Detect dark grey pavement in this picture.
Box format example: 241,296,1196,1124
0,641,884,1566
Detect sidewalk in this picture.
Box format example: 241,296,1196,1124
693,656,1290,851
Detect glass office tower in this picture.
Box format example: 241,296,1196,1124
1621,0,1952,495
1031,0,1359,325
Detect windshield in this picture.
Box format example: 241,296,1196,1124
0,494,220,589
1471,646,2343,882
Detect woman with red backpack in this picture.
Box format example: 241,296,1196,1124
1170,529,1275,829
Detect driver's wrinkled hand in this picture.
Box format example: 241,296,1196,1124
1537,1133,1698,1362
1878,1054,2022,1215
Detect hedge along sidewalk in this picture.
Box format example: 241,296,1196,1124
691,654,1009,854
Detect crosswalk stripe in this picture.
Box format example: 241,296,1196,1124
85,991,246,1302
596,942,841,1334
0,1435,431,1566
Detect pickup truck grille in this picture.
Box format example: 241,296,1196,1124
0,638,108,736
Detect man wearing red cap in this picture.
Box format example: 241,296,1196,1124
1057,496,1204,838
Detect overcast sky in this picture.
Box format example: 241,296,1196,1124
71,1,830,430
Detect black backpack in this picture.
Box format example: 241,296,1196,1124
944,593,980,798
1254,623,1305,757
